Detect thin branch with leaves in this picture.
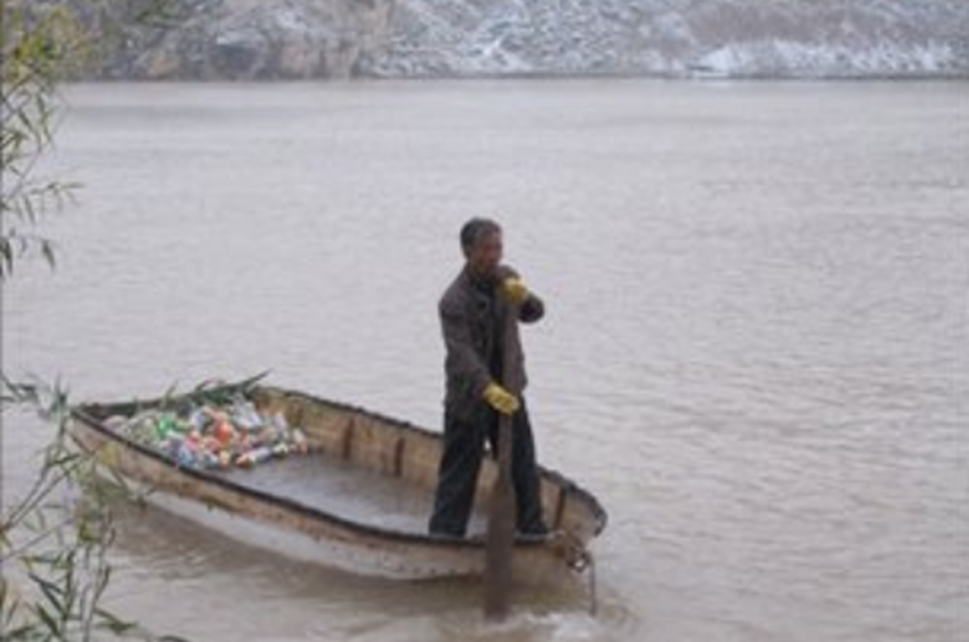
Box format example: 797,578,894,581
2,2,195,640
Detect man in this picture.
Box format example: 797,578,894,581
428,217,548,539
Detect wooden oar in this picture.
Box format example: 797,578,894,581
483,303,519,620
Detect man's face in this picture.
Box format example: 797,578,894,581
467,231,503,281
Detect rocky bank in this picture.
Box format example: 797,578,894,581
34,0,969,80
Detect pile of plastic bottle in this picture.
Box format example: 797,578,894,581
119,396,309,471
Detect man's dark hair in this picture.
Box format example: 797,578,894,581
460,217,501,254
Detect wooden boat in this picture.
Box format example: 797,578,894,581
69,382,607,587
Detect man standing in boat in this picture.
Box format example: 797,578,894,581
429,218,548,539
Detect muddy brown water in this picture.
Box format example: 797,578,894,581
4,79,967,641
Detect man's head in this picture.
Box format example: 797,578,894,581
460,217,503,281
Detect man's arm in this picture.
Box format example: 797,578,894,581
440,297,492,400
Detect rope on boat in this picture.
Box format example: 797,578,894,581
557,533,598,617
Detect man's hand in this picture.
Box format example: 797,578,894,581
483,382,520,415
501,277,530,306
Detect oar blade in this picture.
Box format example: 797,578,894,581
483,420,516,620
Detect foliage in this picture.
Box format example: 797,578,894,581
1,0,180,276
1,2,91,278
2,2,191,640
1,377,200,642
1,379,133,641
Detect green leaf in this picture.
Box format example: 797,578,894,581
93,606,137,634
28,571,65,614
34,602,62,635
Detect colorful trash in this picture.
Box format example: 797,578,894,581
117,394,309,471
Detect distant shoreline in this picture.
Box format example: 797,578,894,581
27,0,969,86
67,68,969,83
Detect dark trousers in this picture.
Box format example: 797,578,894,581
428,401,547,537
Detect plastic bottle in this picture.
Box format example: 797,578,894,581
164,434,182,454
199,451,220,469
232,400,264,431
156,415,179,440
218,450,232,468
237,446,274,468
290,428,308,454
176,442,197,468
188,407,210,432
272,412,290,432
214,418,235,446
184,430,203,452
271,443,290,458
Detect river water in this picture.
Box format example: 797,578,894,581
3,80,968,642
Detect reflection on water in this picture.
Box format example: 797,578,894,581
4,79,967,642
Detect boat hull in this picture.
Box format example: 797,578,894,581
69,385,606,586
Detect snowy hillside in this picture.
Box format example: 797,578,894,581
360,0,969,78
35,0,969,79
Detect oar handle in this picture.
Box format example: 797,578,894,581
483,299,520,620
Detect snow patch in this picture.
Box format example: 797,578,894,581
697,38,960,77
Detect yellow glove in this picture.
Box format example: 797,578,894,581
483,382,520,415
501,277,530,306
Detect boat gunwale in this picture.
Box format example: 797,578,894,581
70,384,607,549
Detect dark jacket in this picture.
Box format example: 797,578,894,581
440,265,544,421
